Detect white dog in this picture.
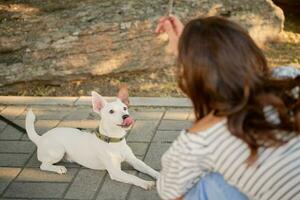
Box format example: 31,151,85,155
25,87,159,190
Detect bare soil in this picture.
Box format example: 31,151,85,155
1,13,299,97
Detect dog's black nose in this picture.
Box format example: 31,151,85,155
122,115,129,120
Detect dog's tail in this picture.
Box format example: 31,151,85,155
25,108,40,144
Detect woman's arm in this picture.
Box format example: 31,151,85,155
155,15,184,56
157,131,213,200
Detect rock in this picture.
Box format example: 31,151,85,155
0,0,284,86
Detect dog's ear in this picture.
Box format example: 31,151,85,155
117,85,129,106
91,91,107,114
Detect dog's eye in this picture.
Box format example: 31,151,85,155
109,110,114,114
123,107,127,111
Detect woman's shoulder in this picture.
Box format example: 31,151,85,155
174,115,228,149
188,114,227,134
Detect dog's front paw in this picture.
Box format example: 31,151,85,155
153,171,160,179
141,181,155,190
56,166,67,174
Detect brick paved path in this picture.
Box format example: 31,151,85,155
0,98,193,200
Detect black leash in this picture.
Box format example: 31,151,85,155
0,115,27,133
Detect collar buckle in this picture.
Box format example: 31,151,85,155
104,136,111,143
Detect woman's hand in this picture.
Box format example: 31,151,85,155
155,15,184,56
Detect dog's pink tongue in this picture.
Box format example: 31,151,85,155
123,117,134,126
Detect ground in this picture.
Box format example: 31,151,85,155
1,13,299,97
0,96,193,200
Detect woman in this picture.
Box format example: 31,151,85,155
155,15,300,200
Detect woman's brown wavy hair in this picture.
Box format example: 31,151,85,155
177,16,300,163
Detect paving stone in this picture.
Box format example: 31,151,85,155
11,119,56,136
3,182,68,198
0,141,35,153
130,97,192,107
87,111,99,119
128,173,159,200
0,106,26,120
121,155,143,170
0,182,8,194
163,109,191,120
0,120,7,132
127,120,159,142
129,185,160,200
0,126,23,140
0,101,197,199
75,97,193,107
144,143,171,170
17,109,67,120
0,167,21,182
64,108,93,120
0,96,194,107
96,170,136,200
11,119,26,130
131,107,166,112
152,131,181,143
0,105,6,112
137,171,157,180
158,120,192,131
130,110,164,120
23,105,80,120
25,152,41,168
127,142,149,157
29,105,77,112
34,120,60,134
75,96,115,106
21,134,30,141
0,96,78,105
26,152,80,168
16,168,78,182
58,119,98,129
0,154,31,167
65,169,106,199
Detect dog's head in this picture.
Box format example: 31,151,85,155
91,86,134,130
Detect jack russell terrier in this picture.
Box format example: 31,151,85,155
25,87,159,190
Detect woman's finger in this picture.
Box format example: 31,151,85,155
163,20,178,40
158,16,169,23
168,15,184,36
156,16,170,33
156,15,183,36
155,22,165,33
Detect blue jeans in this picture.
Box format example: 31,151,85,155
271,65,300,78
184,173,248,200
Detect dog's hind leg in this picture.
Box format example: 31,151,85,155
37,143,67,174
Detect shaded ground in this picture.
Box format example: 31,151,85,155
1,13,299,97
0,103,193,200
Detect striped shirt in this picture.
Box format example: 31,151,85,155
157,117,300,200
